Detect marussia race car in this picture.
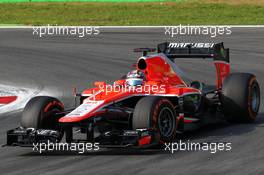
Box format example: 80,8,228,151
6,42,260,149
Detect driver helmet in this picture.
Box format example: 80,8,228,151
126,70,146,86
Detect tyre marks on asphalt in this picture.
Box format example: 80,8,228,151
0,84,62,114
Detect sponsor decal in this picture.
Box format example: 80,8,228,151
168,43,215,48
66,100,104,117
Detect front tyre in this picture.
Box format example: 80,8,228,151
221,73,260,123
133,96,177,142
21,96,64,130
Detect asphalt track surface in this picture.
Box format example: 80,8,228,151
0,27,264,175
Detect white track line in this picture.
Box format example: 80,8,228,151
1,25,264,29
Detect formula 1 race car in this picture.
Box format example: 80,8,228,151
6,42,260,148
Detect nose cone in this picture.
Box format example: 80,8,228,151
59,100,105,123
59,116,84,123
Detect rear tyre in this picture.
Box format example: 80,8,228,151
21,96,64,130
221,73,260,123
133,96,177,142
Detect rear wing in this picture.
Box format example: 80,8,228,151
157,42,229,63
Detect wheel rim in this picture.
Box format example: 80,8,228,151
251,83,260,113
158,107,175,138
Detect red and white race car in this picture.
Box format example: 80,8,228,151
6,42,260,148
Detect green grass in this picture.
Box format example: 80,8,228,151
0,0,186,2
0,2,264,25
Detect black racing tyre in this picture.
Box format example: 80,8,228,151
21,96,64,130
221,73,260,123
132,96,177,142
